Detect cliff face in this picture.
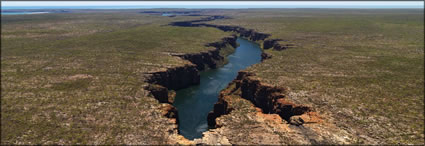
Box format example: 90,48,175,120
142,34,238,144
170,16,270,42
170,15,297,52
200,70,355,145
208,71,320,128
238,72,320,124
173,35,238,71
145,35,238,100
263,39,296,51
208,25,270,42
206,91,233,127
146,64,200,91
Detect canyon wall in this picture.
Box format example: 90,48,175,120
142,35,239,140
172,35,237,71
207,71,320,128
145,35,238,94
263,39,295,51
145,15,310,144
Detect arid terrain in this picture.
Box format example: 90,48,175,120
1,9,424,144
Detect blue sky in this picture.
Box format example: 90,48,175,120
2,1,424,8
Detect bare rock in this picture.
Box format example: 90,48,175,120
290,115,305,126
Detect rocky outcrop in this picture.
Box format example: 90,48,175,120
237,28,270,41
207,93,233,127
238,72,313,122
263,39,282,49
206,24,270,42
173,35,237,71
161,103,179,124
175,52,221,71
207,36,238,49
263,39,296,51
145,64,200,90
145,84,175,104
208,71,320,128
200,70,356,145
261,52,272,61
193,130,231,145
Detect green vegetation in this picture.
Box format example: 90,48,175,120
1,12,231,144
1,9,423,144
208,9,424,144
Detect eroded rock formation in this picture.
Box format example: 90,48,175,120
170,16,270,42
198,70,357,145
173,35,237,70
261,52,272,61
263,39,296,51
208,71,320,128
145,64,200,91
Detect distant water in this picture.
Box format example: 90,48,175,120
2,4,423,15
3,5,423,15
2,5,423,10
2,12,50,15
161,13,175,16
1,6,156,10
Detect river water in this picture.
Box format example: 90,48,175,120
173,38,262,140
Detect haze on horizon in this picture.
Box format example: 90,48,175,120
1,1,424,9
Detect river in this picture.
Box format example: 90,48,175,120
173,38,262,140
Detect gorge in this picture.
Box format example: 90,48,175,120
173,38,262,140
144,13,317,143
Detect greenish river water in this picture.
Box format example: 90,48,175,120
173,38,262,140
